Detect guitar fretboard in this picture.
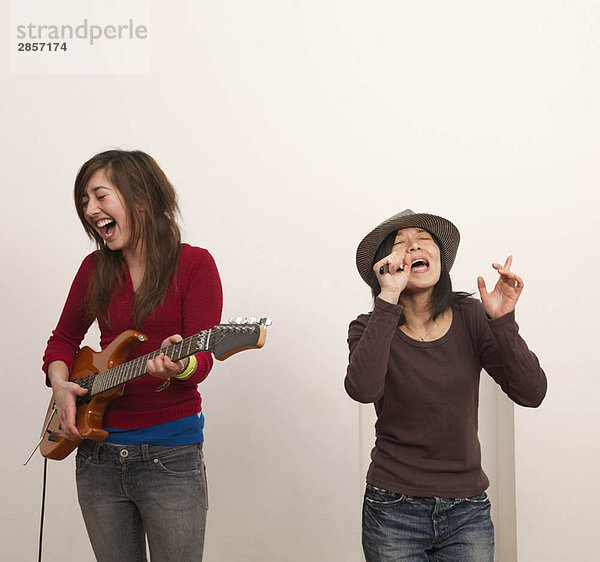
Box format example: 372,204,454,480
87,330,210,396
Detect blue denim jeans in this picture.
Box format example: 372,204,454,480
76,440,208,562
362,484,494,561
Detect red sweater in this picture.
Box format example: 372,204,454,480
43,244,223,429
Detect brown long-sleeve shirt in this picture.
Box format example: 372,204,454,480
345,297,547,497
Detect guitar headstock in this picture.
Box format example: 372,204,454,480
206,317,271,360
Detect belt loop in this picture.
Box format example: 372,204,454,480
141,443,150,463
92,441,101,462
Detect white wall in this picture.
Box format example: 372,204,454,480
2,1,599,560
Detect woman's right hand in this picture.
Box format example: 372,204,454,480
373,252,412,304
52,379,89,441
48,362,89,441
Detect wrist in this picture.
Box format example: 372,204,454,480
174,355,197,381
488,308,514,320
47,361,70,388
378,290,401,305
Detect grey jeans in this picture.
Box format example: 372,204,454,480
76,440,208,561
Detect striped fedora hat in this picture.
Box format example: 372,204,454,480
356,209,460,288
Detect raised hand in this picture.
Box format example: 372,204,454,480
146,334,188,380
477,255,524,319
373,252,412,304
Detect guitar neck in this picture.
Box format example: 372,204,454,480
87,330,211,397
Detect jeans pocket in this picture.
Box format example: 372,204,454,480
465,492,490,503
364,485,407,506
154,445,202,477
75,451,92,473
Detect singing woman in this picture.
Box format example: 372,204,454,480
345,209,547,561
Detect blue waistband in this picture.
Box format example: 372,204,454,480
104,413,204,445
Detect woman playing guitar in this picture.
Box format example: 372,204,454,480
43,150,222,561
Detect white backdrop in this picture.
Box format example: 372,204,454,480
2,1,599,561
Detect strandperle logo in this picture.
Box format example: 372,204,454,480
16,19,148,46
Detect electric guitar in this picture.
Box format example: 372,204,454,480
37,317,271,461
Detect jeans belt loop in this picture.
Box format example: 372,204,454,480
92,441,101,463
141,443,151,463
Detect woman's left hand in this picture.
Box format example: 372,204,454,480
146,334,188,380
477,255,524,319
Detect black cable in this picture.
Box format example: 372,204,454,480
38,457,47,562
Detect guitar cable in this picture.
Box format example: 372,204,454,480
38,457,48,562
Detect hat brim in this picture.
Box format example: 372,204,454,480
356,209,460,288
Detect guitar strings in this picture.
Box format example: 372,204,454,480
89,332,202,396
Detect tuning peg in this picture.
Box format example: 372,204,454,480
259,317,272,327
228,317,246,325
246,317,258,324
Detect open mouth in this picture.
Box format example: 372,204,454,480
96,218,116,239
410,258,430,273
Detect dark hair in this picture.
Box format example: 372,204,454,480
370,229,470,320
73,149,181,327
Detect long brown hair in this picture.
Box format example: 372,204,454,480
74,150,181,327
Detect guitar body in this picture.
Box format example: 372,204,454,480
40,330,147,460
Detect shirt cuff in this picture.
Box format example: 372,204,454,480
488,309,517,331
374,297,404,316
